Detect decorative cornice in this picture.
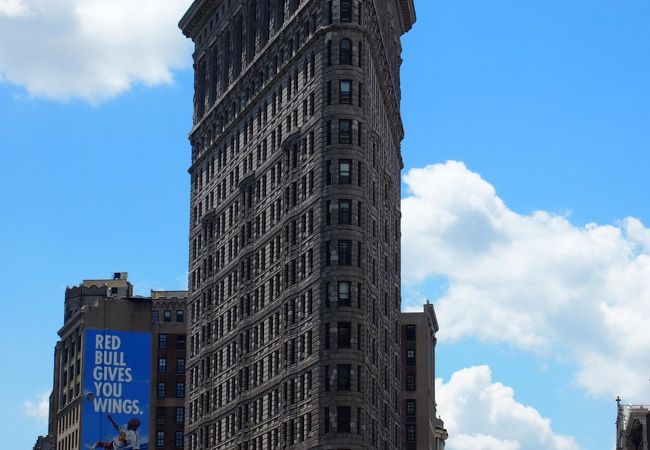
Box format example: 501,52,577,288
398,0,416,33
179,0,221,38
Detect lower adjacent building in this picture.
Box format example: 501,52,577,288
33,435,56,450
151,289,188,449
617,398,650,450
400,302,447,450
48,273,187,450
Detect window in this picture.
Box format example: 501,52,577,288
339,39,352,65
156,406,165,424
405,374,416,391
177,335,186,350
339,159,351,184
326,120,332,145
405,324,416,341
337,406,351,433
327,81,332,105
337,364,351,390
337,322,351,348
324,407,330,433
176,382,185,398
339,80,352,103
163,310,171,322
325,240,331,265
176,358,186,374
338,281,351,306
406,349,416,367
158,357,167,374
176,310,184,322
175,406,185,423
156,431,165,448
339,119,352,144
175,431,184,448
406,425,416,442
406,399,416,417
157,382,166,398
327,40,332,66
340,0,352,22
326,200,332,225
338,199,351,224
326,160,332,185
325,323,331,349
338,240,352,265
152,310,159,324
158,334,167,349
358,121,363,146
327,1,333,24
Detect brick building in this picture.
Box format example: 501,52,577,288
400,303,447,450
47,273,187,450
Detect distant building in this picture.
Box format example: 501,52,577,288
400,303,447,450
151,289,188,449
48,273,187,450
33,435,56,450
617,397,650,450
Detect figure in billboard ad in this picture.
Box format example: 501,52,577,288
82,330,151,450
87,415,141,449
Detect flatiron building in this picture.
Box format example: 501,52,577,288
179,1,416,448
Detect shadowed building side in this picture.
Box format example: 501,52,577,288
401,303,447,450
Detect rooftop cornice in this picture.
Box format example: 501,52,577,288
398,0,416,33
179,0,221,38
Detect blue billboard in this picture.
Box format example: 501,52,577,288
81,329,151,450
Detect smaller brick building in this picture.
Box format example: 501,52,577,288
47,273,187,450
400,302,447,450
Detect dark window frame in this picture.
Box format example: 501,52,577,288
339,159,351,184
339,119,352,144
339,79,352,104
406,399,416,417
405,324,416,341
338,239,352,265
339,39,352,65
337,322,351,348
338,281,351,307
338,199,352,225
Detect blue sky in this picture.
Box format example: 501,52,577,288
1,1,649,449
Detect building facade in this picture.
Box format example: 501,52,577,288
33,435,56,450
48,273,187,450
179,0,415,448
152,290,189,449
400,303,447,450
616,399,650,450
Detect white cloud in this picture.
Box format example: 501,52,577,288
0,0,193,102
23,391,50,422
402,161,650,399
437,366,580,450
0,0,29,17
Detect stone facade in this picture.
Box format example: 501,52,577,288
179,1,415,449
33,435,56,450
400,303,447,450
48,273,187,450
617,401,650,450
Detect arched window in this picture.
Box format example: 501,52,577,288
339,38,352,65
